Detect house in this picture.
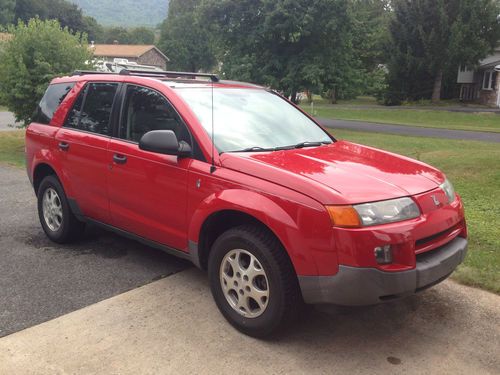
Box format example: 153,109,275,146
0,32,13,42
457,48,500,108
90,43,170,70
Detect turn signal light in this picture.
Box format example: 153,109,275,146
326,205,361,228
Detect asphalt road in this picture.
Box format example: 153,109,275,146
0,112,18,131
0,165,189,337
318,118,500,143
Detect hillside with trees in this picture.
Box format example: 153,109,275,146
69,0,169,27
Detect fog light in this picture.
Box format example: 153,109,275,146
374,245,392,264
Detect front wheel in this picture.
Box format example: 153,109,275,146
37,175,85,243
208,225,302,337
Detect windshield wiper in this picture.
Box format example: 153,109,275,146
279,141,331,150
231,141,331,153
231,146,276,153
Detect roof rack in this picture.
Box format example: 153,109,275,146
72,69,219,82
120,69,219,82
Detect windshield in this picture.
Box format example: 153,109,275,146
174,88,333,152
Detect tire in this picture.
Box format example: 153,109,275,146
37,175,85,243
208,225,302,338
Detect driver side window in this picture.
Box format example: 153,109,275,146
119,85,190,144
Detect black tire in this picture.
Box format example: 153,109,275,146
208,225,302,338
37,175,85,243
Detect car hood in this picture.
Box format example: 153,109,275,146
220,141,445,205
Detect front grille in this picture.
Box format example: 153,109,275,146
415,222,463,254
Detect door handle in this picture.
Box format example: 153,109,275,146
113,154,127,164
58,142,70,151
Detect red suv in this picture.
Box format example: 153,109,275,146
26,70,467,337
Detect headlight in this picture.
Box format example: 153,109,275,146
440,178,456,203
354,197,420,226
326,197,421,227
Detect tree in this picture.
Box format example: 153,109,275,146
387,0,500,103
203,0,359,102
0,0,15,25
129,27,155,44
101,26,132,44
82,15,103,43
159,0,216,72
13,0,101,37
0,18,92,125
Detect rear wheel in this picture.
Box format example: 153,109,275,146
37,175,85,243
208,225,302,337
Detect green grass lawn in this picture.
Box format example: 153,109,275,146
0,130,498,293
0,130,25,167
0,105,8,111
305,106,500,133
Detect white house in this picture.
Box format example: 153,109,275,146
457,48,500,108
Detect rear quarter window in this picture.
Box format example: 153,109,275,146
32,82,75,125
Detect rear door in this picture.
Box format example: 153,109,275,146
55,82,120,223
107,84,192,250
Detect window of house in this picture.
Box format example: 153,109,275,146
119,85,191,144
64,83,118,135
482,70,494,90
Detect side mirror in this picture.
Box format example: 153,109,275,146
139,130,192,157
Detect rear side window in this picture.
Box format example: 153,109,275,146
64,82,118,135
33,82,75,124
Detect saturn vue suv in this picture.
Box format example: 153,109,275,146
25,70,468,337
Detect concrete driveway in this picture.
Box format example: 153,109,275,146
0,166,499,374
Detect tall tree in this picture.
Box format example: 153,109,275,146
387,0,500,103
129,27,155,44
0,0,15,25
0,18,92,125
203,0,359,102
159,0,215,72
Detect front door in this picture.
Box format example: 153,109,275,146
107,84,192,251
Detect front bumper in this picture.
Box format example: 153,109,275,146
299,237,468,306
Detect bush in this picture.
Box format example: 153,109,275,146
0,18,92,125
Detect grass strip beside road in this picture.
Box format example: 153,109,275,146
0,130,24,167
303,106,500,133
0,130,498,293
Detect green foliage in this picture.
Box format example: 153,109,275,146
82,15,103,43
0,18,92,125
69,0,169,27
350,0,391,98
203,0,360,102
386,0,500,103
129,27,155,44
0,0,15,25
99,26,155,44
159,0,215,72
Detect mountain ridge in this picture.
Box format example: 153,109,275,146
69,0,169,27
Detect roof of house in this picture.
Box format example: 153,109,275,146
0,32,13,42
479,48,500,69
91,44,169,61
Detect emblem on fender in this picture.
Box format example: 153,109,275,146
431,195,440,206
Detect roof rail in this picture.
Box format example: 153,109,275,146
72,70,113,76
71,69,220,82
119,69,219,82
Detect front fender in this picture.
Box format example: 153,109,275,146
188,188,337,276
